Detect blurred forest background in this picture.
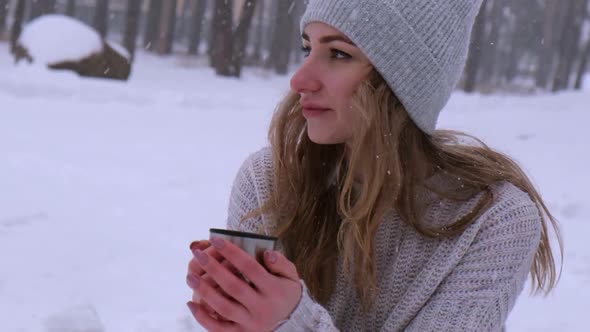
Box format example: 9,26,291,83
0,0,589,93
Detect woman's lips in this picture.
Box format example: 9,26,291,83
303,108,331,118
302,105,332,118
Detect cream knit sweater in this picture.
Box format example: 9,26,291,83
226,148,540,331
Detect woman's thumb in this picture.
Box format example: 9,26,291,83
263,250,299,281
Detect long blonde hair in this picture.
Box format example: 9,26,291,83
246,70,562,313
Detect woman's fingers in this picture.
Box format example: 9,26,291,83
207,238,272,290
192,247,259,311
197,272,233,299
188,244,223,277
189,260,240,319
188,273,250,324
187,240,245,325
262,250,300,281
190,260,239,295
187,301,238,331
194,295,216,315
189,240,211,252
190,274,230,322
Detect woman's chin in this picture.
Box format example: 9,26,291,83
307,131,344,145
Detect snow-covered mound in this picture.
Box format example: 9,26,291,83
106,40,131,60
18,14,103,65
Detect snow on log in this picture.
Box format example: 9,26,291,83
14,14,131,81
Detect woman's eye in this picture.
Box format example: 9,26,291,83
300,46,351,60
331,49,351,59
301,46,311,57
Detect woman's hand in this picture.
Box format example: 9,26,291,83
186,237,302,332
187,240,237,322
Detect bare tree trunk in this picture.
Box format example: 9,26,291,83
30,0,56,20
552,0,586,92
230,0,258,77
479,0,502,87
263,0,277,68
65,0,76,17
123,0,142,61
505,42,522,84
572,1,590,90
507,1,539,86
175,0,190,44
93,0,109,37
154,0,177,54
210,0,233,72
505,12,526,84
10,0,25,54
463,0,488,93
144,0,162,51
250,0,265,65
0,0,8,35
574,37,590,90
188,0,207,55
566,0,588,88
535,0,559,90
290,0,306,65
268,0,295,74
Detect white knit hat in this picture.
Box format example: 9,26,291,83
301,0,484,134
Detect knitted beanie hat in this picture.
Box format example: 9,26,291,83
300,0,484,135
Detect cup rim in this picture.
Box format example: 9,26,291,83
209,228,278,242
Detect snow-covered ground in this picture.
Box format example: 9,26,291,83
0,41,588,331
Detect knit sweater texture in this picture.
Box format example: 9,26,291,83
225,147,541,331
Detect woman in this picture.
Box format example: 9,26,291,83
186,0,562,331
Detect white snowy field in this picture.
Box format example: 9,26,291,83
0,40,588,331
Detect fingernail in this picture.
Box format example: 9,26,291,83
194,249,209,265
210,237,225,250
189,241,200,251
186,301,198,315
265,250,277,264
186,274,200,289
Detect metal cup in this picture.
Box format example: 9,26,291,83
209,228,278,264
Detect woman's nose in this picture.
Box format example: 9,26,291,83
290,59,321,94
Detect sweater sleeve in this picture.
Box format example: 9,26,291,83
225,151,267,234
402,195,542,332
274,280,340,332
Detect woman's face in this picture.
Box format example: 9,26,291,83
290,22,373,145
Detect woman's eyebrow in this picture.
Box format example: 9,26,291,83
302,32,356,46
